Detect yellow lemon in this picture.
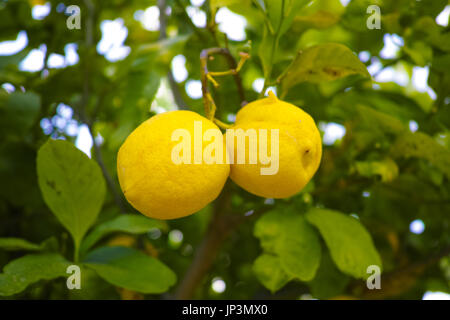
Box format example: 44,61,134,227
117,110,229,220
228,92,322,198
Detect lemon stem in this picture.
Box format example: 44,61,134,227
213,118,233,130
206,93,217,120
200,48,249,120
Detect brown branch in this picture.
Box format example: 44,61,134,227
167,71,187,109
79,0,127,213
87,123,127,213
348,245,450,299
223,52,247,107
200,48,248,115
174,184,269,299
174,48,251,299
172,4,254,300
174,188,233,299
200,49,213,117
158,0,188,110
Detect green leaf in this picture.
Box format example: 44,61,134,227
278,216,322,280
403,41,432,67
341,0,379,32
293,0,344,30
0,91,40,136
308,252,350,299
281,0,313,35
265,0,311,36
67,267,119,300
340,90,427,123
210,0,242,12
110,71,160,147
432,54,450,73
330,101,407,139
84,246,176,294
36,139,106,249
123,71,160,110
305,208,382,279
0,49,29,70
254,210,287,253
412,16,450,52
258,0,312,80
254,210,321,281
258,27,276,80
279,43,370,93
264,0,284,34
0,254,71,296
294,10,340,30
0,238,42,252
135,35,190,73
253,254,291,293
355,158,399,182
0,142,42,207
81,214,168,255
354,104,406,135
391,132,450,180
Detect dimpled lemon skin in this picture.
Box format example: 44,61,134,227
117,110,229,220
229,92,322,199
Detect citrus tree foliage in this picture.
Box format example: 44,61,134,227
0,0,449,299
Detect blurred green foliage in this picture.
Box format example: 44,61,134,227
0,0,449,299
